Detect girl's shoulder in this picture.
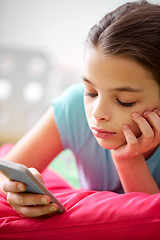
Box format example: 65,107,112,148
56,83,84,104
52,83,85,115
52,84,89,151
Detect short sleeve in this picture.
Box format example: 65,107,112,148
52,84,90,153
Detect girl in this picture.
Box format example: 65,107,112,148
1,0,160,218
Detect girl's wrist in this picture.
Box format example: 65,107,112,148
111,149,144,162
112,152,145,168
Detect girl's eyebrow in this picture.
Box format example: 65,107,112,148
111,87,143,93
82,76,143,93
82,76,95,86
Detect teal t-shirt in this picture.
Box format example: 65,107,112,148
52,83,160,193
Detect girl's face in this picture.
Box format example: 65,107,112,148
83,47,160,150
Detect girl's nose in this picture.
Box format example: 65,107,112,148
92,98,111,122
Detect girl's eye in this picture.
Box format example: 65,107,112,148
84,91,98,98
117,99,136,107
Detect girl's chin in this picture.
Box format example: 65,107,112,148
96,138,127,150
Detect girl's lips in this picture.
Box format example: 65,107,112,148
91,127,117,139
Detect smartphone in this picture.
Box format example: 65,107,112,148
0,159,65,213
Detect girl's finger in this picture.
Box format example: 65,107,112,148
28,168,44,184
122,125,140,154
12,203,58,218
7,192,51,206
123,125,138,145
143,111,160,142
132,113,154,145
143,111,160,131
153,109,160,117
3,180,26,193
112,125,139,160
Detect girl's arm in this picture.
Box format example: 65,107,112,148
112,154,160,194
111,109,160,194
2,106,63,172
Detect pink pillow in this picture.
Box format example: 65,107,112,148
0,144,160,239
0,168,159,240
0,143,14,158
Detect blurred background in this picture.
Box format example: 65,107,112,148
0,0,159,144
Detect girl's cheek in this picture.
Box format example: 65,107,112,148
123,114,141,137
131,122,142,138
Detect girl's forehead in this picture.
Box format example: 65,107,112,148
83,48,157,89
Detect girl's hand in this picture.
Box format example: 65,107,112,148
3,168,58,218
111,109,160,161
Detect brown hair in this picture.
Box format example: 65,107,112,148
86,0,160,83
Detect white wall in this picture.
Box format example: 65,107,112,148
0,0,158,70
0,0,159,142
